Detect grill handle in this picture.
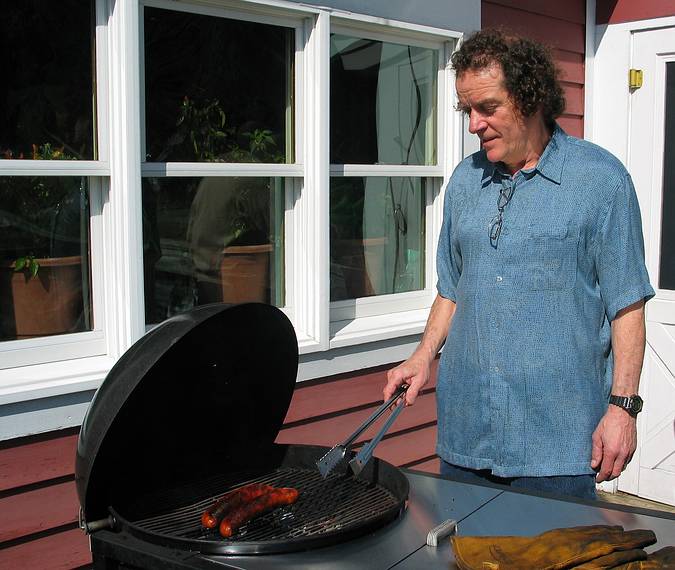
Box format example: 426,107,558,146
79,508,115,534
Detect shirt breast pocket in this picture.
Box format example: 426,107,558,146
522,226,578,291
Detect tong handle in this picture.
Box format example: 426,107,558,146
349,399,406,475
340,384,408,448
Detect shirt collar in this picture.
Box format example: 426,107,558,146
484,123,567,185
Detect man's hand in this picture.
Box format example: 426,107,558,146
591,406,637,482
384,355,432,406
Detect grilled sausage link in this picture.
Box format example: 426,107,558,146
201,483,274,529
219,487,299,538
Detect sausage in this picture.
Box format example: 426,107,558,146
201,483,274,529
219,487,299,538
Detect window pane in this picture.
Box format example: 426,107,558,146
144,7,294,163
0,2,95,160
659,62,675,290
330,35,437,165
143,177,285,323
331,177,425,301
0,177,92,340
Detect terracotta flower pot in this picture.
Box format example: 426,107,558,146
0,255,84,340
219,244,273,304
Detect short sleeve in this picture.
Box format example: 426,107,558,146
436,181,462,301
594,174,655,321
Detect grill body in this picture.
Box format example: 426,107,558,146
76,304,410,562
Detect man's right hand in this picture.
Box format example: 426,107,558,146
384,354,432,406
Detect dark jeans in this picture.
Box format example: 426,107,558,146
440,460,597,501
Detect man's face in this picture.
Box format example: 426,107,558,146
455,65,531,170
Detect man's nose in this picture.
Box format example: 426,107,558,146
468,110,486,134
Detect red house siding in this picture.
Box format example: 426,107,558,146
276,361,440,472
0,429,91,570
482,0,587,138
597,0,675,25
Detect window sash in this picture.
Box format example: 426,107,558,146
0,177,107,369
0,0,111,369
328,177,443,340
325,26,453,337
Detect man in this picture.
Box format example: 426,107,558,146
384,29,654,500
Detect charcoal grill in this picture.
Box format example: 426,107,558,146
76,303,409,564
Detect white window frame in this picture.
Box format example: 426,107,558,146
0,0,111,372
326,20,459,349
138,0,317,349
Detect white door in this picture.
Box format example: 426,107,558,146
624,26,675,507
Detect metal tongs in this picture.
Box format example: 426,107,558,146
316,384,409,478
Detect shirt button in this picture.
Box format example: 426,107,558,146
496,275,503,282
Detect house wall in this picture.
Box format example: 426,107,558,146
284,0,479,32
0,428,90,569
482,0,587,138
596,0,675,25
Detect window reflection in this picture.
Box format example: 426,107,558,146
143,177,284,323
0,1,95,160
330,35,437,165
144,7,294,163
0,177,92,340
331,177,425,301
659,62,675,290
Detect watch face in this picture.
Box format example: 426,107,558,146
630,396,644,414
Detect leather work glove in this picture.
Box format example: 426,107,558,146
611,546,675,569
450,525,657,570
571,548,647,569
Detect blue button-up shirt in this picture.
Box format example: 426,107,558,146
436,125,654,477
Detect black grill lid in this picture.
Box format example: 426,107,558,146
76,303,298,520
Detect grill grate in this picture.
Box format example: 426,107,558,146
131,467,400,543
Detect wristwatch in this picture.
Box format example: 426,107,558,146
609,394,643,417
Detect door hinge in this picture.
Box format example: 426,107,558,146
629,68,643,90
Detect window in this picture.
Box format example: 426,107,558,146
142,176,285,321
0,0,460,397
141,5,295,323
659,62,675,290
328,28,446,331
0,2,96,161
330,176,426,301
0,0,106,368
330,34,437,166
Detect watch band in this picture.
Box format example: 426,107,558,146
609,394,643,416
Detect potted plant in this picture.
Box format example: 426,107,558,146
0,144,88,340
